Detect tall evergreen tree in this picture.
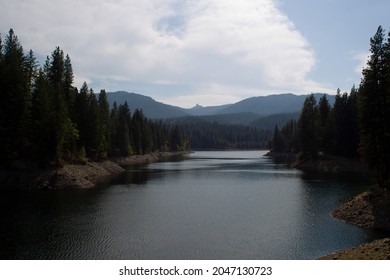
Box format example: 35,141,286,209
359,26,390,186
44,47,78,164
86,89,100,158
63,54,75,114
0,29,30,165
31,70,52,164
98,89,110,158
298,94,320,158
117,102,132,156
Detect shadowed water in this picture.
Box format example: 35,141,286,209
0,151,386,259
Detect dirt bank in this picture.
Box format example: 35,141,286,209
0,160,125,190
332,187,390,230
316,187,390,260
319,238,390,260
292,154,370,174
0,152,186,190
113,151,185,165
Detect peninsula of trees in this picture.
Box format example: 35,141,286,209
0,29,189,168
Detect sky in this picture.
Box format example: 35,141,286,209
1,0,390,108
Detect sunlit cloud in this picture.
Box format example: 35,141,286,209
1,0,329,106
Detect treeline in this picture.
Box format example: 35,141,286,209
271,26,390,187
168,117,271,150
0,29,188,167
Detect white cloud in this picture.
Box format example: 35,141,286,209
351,51,369,76
1,0,327,106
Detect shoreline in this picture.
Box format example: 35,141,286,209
0,152,186,190
292,156,390,260
318,187,390,260
266,151,390,259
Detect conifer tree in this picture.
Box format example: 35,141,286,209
298,94,319,158
86,89,100,158
98,90,110,158
118,102,132,156
359,26,390,186
109,102,119,155
0,29,30,164
31,70,52,164
45,47,78,164
318,94,330,148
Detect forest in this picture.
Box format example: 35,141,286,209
0,29,189,167
167,116,271,150
271,26,390,187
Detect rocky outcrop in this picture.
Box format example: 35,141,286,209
332,187,390,230
319,238,390,260
0,152,187,190
0,160,125,190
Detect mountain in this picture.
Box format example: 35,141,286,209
106,91,188,119
184,104,232,116
217,93,335,116
105,91,335,129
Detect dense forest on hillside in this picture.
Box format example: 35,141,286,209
271,26,390,187
167,117,271,150
0,29,189,167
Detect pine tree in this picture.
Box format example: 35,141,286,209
44,47,78,164
74,82,89,150
31,70,52,164
317,94,330,150
63,54,75,114
118,102,132,156
298,94,320,158
109,102,119,155
0,29,30,165
24,49,38,95
86,89,100,158
271,125,286,152
98,90,110,158
358,26,390,186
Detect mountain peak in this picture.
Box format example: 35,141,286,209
192,104,204,109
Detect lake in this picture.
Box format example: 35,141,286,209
0,151,386,259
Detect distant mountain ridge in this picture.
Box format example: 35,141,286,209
107,91,334,119
106,91,188,119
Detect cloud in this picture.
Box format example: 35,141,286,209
351,51,369,76
1,0,328,106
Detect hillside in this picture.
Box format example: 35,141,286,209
218,93,335,115
106,91,188,119
105,91,334,130
184,104,231,116
250,112,301,130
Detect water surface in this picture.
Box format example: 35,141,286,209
0,151,386,259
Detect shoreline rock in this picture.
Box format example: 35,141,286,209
331,187,390,231
112,151,185,166
317,187,390,260
273,152,390,259
292,154,370,174
318,238,390,260
0,152,186,190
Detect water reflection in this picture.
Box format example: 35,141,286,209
0,151,387,259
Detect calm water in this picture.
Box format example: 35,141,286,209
0,151,386,259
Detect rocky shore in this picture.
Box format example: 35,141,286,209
317,187,390,260
319,238,390,260
266,151,390,259
0,152,184,190
332,187,390,230
292,154,371,174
